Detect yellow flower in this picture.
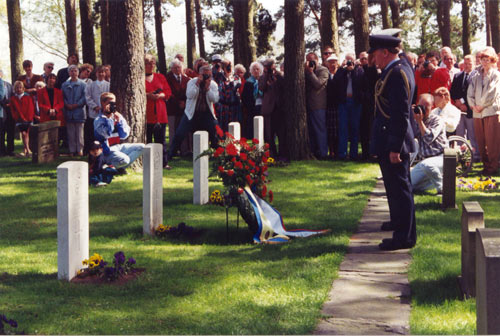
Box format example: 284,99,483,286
267,157,275,164
210,194,216,202
89,261,96,268
82,259,88,266
77,269,83,275
157,224,166,233
213,190,221,196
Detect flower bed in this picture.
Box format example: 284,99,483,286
457,176,498,191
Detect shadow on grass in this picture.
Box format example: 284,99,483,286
410,273,463,305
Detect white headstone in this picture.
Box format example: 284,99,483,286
143,143,163,236
228,122,241,140
57,161,89,281
193,131,209,205
253,116,264,148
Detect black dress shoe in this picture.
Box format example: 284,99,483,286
379,238,415,251
380,221,395,231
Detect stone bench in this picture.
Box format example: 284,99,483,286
476,228,500,334
458,201,484,298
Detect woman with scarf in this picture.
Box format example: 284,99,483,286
241,61,264,139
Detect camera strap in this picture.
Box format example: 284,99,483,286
374,67,410,120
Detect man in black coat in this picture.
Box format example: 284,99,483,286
369,34,417,251
450,54,479,162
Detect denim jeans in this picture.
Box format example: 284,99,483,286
307,108,328,158
105,143,145,169
410,154,443,193
337,98,362,159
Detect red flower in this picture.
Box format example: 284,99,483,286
264,150,270,157
225,143,238,156
261,185,267,197
269,190,274,202
248,159,255,167
225,132,234,139
214,147,224,157
262,166,268,172
215,125,224,138
218,166,225,173
264,143,270,149
237,188,244,194
240,152,248,161
231,157,237,163
234,161,243,169
252,138,259,144
227,169,234,176
240,137,247,144
251,169,255,174
245,165,250,170
261,175,266,181
246,175,253,185
262,157,268,164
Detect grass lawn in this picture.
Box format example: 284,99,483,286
0,143,379,334
409,165,500,335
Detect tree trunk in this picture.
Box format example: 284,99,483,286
489,0,500,52
486,0,492,46
64,0,78,56
379,0,390,29
185,0,196,69
388,0,400,28
194,0,206,59
100,0,111,64
320,0,340,55
351,0,369,56
233,0,256,70
80,0,96,66
6,0,24,83
108,0,146,169
153,0,167,76
462,0,471,55
284,0,311,160
436,0,451,47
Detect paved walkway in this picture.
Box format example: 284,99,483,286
314,179,412,335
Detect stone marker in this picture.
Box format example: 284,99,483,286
228,122,241,140
476,228,500,335
253,116,264,148
442,148,457,209
459,201,484,297
193,131,209,205
57,161,89,281
143,143,163,236
29,120,61,163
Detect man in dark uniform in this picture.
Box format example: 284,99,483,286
369,34,417,251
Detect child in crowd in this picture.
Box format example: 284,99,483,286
10,81,35,156
88,141,117,187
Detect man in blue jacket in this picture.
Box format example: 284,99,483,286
369,34,417,251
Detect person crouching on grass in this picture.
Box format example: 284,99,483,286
88,141,117,187
10,81,35,157
93,92,144,174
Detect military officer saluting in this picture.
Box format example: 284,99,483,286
369,34,417,251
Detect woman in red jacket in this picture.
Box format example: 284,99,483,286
145,54,172,168
10,81,35,156
38,73,65,125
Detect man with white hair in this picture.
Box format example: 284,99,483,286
41,62,55,83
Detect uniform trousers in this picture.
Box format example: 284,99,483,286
473,115,500,174
378,153,416,245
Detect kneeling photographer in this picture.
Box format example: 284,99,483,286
411,93,449,194
167,65,220,162
93,92,144,172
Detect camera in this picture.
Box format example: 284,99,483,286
106,101,117,114
413,105,425,115
214,63,221,71
423,60,430,68
309,60,316,68
152,88,161,94
346,60,354,67
202,74,210,81
226,64,232,72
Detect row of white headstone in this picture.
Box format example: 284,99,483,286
57,117,264,281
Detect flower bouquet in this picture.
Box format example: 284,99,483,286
77,252,138,282
199,126,330,243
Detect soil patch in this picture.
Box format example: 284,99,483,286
70,268,146,286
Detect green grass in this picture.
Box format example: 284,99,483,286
0,142,378,334
409,166,500,335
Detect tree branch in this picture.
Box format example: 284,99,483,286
305,0,322,29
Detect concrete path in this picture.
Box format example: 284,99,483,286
314,180,412,335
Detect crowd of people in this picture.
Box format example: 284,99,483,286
1,36,500,188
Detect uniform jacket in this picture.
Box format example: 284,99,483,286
62,79,87,123
450,71,473,118
370,59,416,156
37,87,65,125
166,71,189,118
